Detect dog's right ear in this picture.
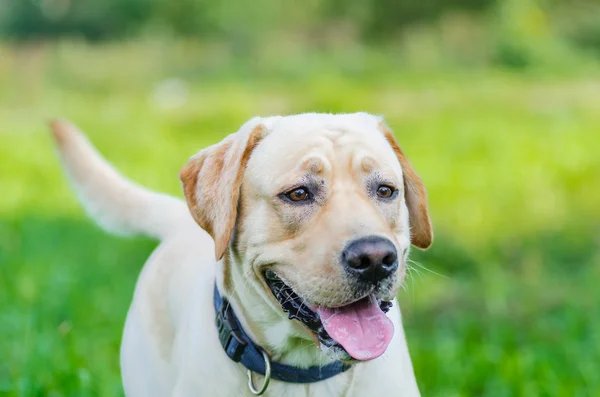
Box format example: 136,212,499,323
180,119,266,260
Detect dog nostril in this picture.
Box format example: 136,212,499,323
346,253,371,270
358,255,371,269
382,253,397,267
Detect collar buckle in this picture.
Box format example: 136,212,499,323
216,297,248,362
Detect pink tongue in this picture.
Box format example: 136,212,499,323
317,297,394,361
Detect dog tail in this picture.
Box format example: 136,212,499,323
49,119,194,240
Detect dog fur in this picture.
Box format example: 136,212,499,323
50,112,432,396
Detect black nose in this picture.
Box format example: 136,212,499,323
341,236,398,283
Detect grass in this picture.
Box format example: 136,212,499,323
1,40,599,396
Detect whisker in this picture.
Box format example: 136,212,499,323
407,259,448,279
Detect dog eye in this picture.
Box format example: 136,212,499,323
286,187,310,202
376,185,396,199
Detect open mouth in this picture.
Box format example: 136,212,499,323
264,270,395,361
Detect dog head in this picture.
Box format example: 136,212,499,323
180,113,432,362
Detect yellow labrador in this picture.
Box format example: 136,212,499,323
50,113,432,397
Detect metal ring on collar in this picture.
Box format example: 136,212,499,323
247,349,271,395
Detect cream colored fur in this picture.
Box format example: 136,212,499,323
50,113,430,397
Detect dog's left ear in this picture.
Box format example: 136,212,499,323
180,119,266,260
379,122,433,249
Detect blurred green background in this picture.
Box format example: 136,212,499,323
1,0,600,396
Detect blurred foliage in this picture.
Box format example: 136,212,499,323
0,0,156,39
0,0,599,74
1,0,600,68
1,0,493,40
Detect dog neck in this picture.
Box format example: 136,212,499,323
215,251,337,368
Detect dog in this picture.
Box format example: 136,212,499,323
50,112,432,396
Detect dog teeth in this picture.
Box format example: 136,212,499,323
265,271,321,330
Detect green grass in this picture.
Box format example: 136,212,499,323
1,41,599,396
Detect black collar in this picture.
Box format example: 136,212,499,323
213,284,351,384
